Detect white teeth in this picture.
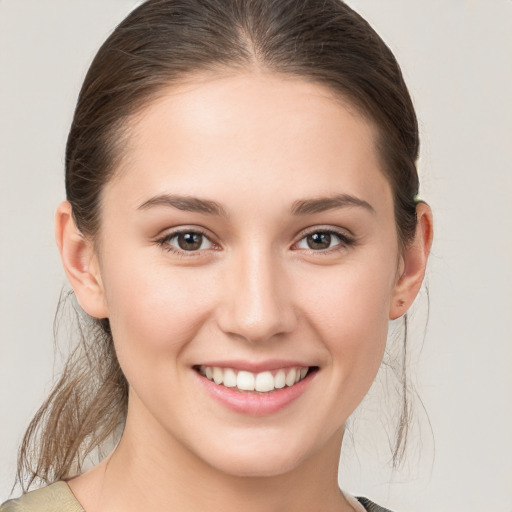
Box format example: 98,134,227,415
274,369,286,389
199,365,311,393
223,368,237,387
285,368,297,387
213,367,223,385
255,371,274,392
237,371,255,391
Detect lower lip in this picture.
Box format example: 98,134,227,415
195,370,316,416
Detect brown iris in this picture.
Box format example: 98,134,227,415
306,232,332,250
177,232,203,251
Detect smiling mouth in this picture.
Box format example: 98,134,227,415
194,365,318,394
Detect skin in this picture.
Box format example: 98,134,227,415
56,71,433,512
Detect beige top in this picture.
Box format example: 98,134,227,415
0,482,392,512
0,482,84,512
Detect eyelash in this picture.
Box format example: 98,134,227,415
294,229,355,255
155,228,215,258
155,228,355,257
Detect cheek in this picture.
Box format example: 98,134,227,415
100,254,216,365
302,258,394,338
299,258,396,401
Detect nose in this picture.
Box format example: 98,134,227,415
215,247,298,344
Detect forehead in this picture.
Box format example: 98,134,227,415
106,71,392,215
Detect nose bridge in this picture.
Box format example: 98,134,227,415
218,242,296,343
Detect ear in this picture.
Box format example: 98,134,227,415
389,202,433,320
55,201,109,319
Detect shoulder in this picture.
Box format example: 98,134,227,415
357,496,395,512
0,482,84,512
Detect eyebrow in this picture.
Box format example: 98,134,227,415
137,192,374,216
138,194,228,216
290,194,375,215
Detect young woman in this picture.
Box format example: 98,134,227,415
1,1,433,511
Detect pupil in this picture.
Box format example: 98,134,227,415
179,233,202,250
307,232,331,250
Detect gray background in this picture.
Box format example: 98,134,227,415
1,1,511,510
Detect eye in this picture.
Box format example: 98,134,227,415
157,229,214,253
295,230,353,252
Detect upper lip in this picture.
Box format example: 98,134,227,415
194,359,316,373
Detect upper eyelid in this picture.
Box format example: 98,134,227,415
297,225,352,237
157,225,351,240
157,226,214,241
155,227,216,250
292,228,353,251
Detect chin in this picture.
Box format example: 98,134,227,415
209,451,305,478
191,431,316,478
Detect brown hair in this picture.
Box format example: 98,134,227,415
17,0,421,490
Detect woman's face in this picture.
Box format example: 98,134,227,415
92,72,402,476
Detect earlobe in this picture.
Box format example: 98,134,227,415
389,202,433,320
55,201,109,319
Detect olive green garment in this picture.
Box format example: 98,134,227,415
0,481,394,512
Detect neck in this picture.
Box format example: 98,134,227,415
70,398,355,512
